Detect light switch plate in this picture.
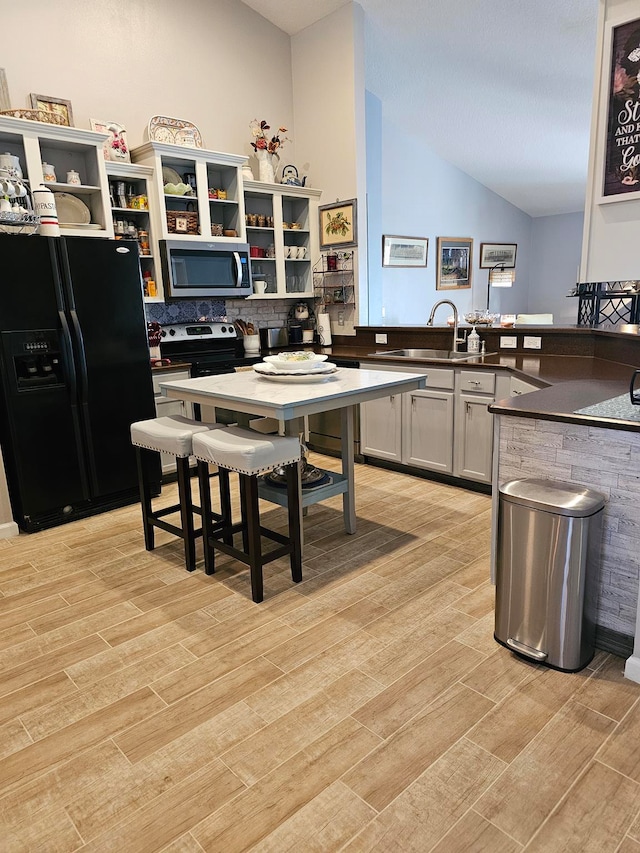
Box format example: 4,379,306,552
523,336,542,349
500,336,517,349
375,333,388,344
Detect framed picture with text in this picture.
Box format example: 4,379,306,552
600,16,640,202
436,237,473,290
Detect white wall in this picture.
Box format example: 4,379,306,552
530,212,585,324
2,0,294,163
291,4,367,334
582,0,640,280
366,96,533,326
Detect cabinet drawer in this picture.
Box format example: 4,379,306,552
458,370,495,395
152,369,190,397
423,367,455,390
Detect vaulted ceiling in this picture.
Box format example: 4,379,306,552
242,0,598,217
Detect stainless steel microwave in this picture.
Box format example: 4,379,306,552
159,240,252,300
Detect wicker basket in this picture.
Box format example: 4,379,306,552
166,210,199,235
0,109,69,126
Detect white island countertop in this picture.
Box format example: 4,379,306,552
159,366,427,421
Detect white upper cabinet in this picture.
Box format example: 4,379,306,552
0,115,113,237
131,142,247,245
243,180,321,299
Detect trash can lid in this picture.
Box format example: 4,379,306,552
499,478,606,517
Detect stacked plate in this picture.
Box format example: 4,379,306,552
253,352,338,383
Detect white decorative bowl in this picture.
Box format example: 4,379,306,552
264,352,328,371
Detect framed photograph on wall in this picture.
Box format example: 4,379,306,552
600,16,640,202
382,235,428,267
29,93,74,127
436,237,473,290
479,243,517,268
319,198,357,249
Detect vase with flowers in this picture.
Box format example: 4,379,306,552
250,119,288,183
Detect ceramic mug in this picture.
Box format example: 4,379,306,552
0,198,11,213
253,280,267,295
302,329,314,343
296,246,307,259
0,178,14,197
243,334,260,354
284,246,292,258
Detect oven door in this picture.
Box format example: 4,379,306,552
160,241,252,299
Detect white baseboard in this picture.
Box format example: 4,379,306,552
0,520,19,539
624,654,640,684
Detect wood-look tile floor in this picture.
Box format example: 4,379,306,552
1,454,639,852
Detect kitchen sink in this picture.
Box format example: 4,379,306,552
369,348,494,362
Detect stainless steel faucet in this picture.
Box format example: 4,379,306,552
427,299,466,353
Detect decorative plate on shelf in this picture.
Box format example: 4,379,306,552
54,193,91,224
148,116,203,148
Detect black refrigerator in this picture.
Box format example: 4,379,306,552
0,234,158,532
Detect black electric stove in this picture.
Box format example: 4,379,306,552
159,322,260,376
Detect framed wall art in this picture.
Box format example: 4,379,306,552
29,93,74,127
479,242,517,268
436,237,473,290
90,119,130,162
601,16,640,202
319,198,357,249
382,235,428,267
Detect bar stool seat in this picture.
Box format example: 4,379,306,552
130,415,227,572
193,426,302,602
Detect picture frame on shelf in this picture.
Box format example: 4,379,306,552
382,235,428,267
90,119,130,162
319,198,357,249
29,93,73,127
479,242,517,268
600,16,640,202
436,237,473,290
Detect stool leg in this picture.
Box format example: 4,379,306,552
135,446,155,552
286,461,303,583
242,473,264,603
197,461,215,576
239,475,249,553
176,456,197,572
218,468,233,545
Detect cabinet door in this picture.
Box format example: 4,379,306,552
360,394,403,461
455,393,494,483
403,389,454,473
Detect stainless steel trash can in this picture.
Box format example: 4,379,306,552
495,478,606,672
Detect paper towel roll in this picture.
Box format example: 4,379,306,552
317,313,332,346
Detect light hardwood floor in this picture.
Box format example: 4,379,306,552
0,454,639,852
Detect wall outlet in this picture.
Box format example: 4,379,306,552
337,311,345,326
375,333,388,344
523,336,542,349
500,336,518,349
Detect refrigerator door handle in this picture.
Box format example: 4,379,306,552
69,308,89,405
58,309,78,401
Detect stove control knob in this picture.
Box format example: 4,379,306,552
221,326,228,333
169,328,176,336
160,329,167,337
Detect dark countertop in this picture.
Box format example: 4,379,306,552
150,331,640,432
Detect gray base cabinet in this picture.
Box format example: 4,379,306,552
361,361,541,486
360,392,403,461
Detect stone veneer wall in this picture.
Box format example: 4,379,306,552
497,415,640,639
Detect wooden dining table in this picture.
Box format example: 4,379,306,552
160,365,426,534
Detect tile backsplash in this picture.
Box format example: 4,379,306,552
145,299,311,328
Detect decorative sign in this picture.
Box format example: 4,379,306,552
604,17,640,198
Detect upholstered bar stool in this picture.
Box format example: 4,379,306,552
130,415,229,572
192,426,302,603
